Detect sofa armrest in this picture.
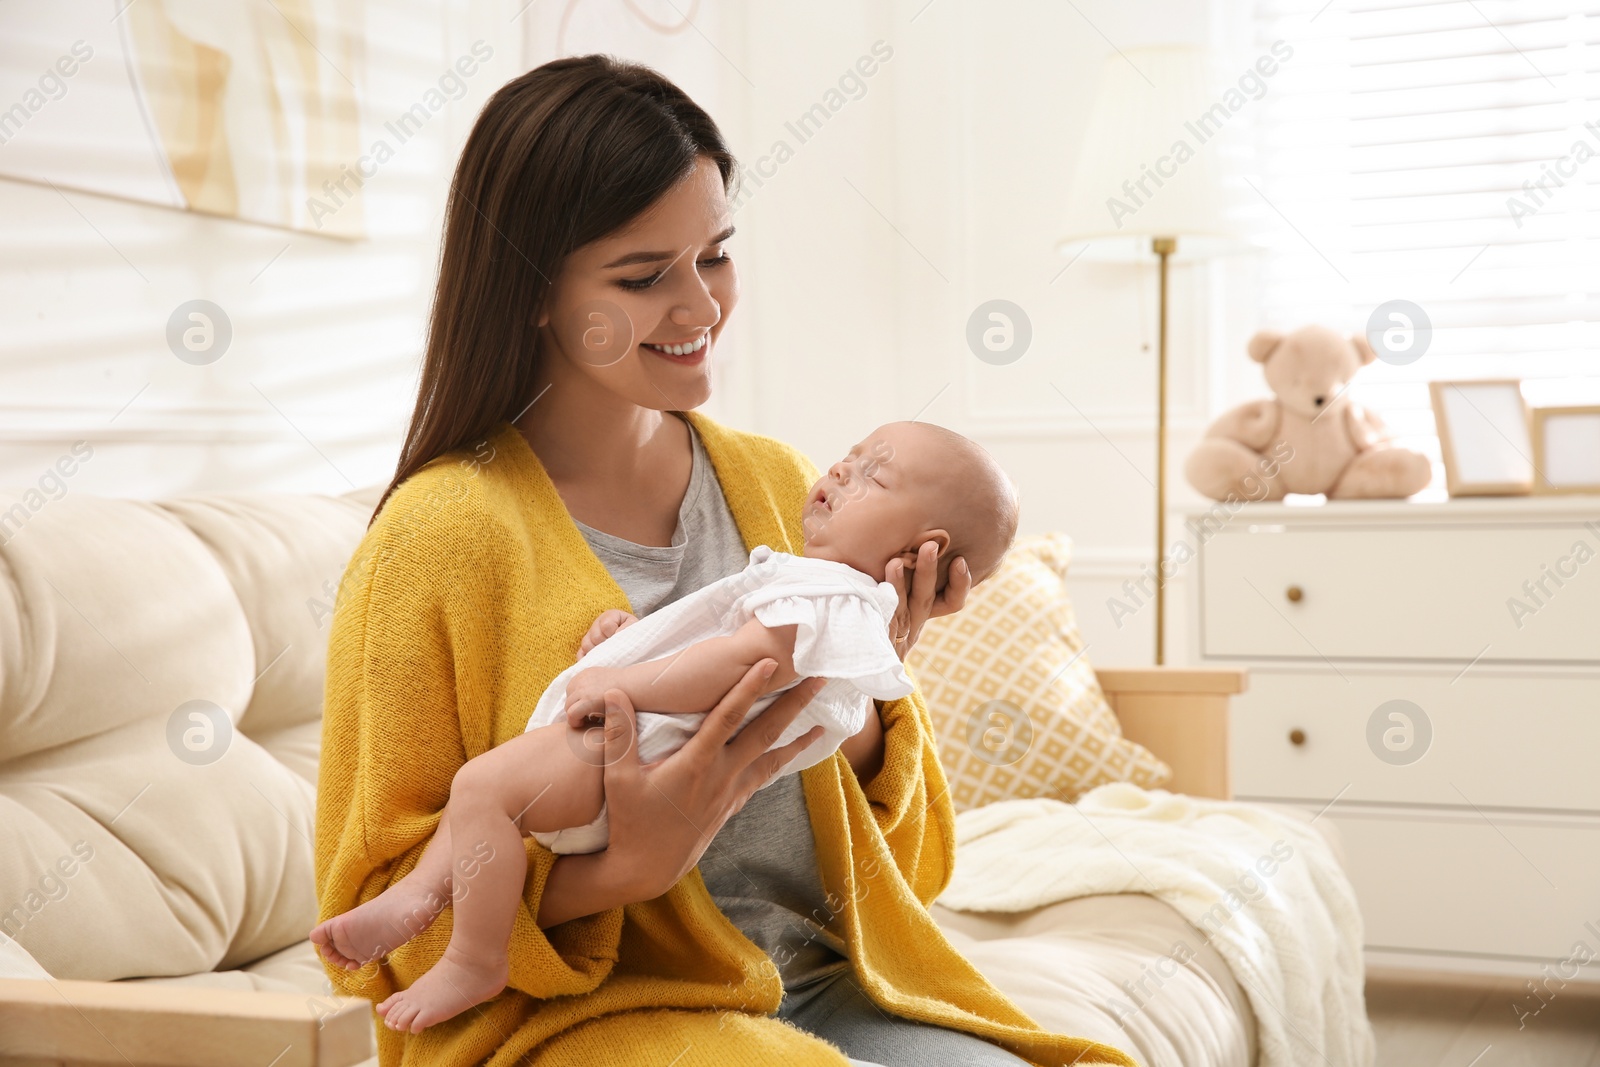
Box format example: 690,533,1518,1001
0,977,372,1067
1094,667,1247,801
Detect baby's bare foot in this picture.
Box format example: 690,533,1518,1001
374,948,509,1033
309,885,446,970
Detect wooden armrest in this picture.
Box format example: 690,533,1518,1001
1094,667,1248,801
0,977,372,1067
1094,667,1247,696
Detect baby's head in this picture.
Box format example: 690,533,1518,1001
802,421,1019,593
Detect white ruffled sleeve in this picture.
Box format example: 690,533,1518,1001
748,579,914,701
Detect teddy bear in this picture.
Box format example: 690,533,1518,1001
1184,324,1432,501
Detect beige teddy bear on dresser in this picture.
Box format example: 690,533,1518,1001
1184,324,1433,501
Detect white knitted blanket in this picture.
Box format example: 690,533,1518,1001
938,784,1375,1067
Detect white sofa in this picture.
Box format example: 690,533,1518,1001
0,483,1314,1066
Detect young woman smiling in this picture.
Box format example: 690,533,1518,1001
313,54,1134,1067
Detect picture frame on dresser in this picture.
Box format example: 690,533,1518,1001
1531,405,1600,495
1428,379,1534,497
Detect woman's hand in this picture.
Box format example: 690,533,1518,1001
886,540,970,660
578,609,637,659
536,661,824,925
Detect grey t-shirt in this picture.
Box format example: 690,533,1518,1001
571,416,852,995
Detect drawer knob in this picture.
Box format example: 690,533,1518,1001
1289,728,1307,746
1285,585,1304,603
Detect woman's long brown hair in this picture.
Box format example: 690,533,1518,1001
368,55,737,526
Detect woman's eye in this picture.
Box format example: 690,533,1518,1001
616,252,727,292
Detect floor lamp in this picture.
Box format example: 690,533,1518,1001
1056,45,1250,665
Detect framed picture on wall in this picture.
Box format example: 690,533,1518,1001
1531,406,1600,495
0,2,367,238
1428,379,1534,497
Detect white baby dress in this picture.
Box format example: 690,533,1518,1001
525,546,914,853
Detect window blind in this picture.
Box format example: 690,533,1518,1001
1251,0,1600,443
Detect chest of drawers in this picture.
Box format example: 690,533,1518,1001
1187,496,1600,979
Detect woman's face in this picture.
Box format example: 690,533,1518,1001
537,155,738,413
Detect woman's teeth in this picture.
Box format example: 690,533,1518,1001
643,335,708,357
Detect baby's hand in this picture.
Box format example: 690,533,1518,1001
578,609,638,660
565,666,622,727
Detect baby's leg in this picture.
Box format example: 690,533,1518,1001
375,724,603,1033
310,813,458,970
311,725,602,976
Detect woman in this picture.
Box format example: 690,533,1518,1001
313,55,1134,1067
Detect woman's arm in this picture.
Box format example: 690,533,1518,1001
535,844,651,928
854,690,956,906
847,538,972,903
837,700,885,782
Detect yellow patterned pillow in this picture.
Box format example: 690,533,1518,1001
906,532,1171,811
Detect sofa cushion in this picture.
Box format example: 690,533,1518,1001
0,716,316,978
0,929,50,979
157,494,372,749
124,939,332,997
0,487,369,981
906,532,1171,811
0,493,256,763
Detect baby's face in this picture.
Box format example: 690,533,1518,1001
802,423,948,583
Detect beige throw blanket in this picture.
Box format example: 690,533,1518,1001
938,784,1375,1067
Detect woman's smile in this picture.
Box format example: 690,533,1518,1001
642,332,710,364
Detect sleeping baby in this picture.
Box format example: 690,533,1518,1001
310,419,1020,1033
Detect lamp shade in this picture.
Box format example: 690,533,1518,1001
1058,45,1257,262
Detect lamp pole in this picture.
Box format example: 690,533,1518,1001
1152,235,1175,666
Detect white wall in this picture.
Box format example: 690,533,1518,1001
0,1,524,498
3,0,1261,667
719,1,1244,666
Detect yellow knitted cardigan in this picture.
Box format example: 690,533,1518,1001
314,412,1136,1067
